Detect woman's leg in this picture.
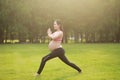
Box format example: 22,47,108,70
37,51,58,74
59,54,82,73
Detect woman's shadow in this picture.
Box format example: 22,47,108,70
34,72,81,80
54,72,81,80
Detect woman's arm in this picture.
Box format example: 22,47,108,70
47,28,53,38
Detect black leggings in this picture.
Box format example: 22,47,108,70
37,48,81,74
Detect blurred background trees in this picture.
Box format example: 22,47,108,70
0,0,120,44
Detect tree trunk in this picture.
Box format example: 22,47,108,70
80,32,83,43
19,32,26,43
0,29,4,44
91,32,95,43
74,31,79,43
64,32,68,43
85,32,89,43
116,27,120,43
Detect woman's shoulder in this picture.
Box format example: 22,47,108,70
58,31,63,35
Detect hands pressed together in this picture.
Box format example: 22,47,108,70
47,28,52,35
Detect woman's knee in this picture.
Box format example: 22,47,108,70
42,56,49,62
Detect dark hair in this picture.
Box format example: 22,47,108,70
55,19,63,31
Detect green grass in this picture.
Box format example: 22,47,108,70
0,43,120,80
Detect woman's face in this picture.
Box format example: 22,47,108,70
53,21,60,30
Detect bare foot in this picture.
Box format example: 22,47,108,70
34,73,40,77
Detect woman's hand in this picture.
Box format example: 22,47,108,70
47,28,53,39
47,28,52,34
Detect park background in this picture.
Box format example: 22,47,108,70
0,0,120,43
0,0,120,80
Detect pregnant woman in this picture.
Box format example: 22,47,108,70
35,19,82,76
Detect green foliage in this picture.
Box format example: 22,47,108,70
0,0,120,43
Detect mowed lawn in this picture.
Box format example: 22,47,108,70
0,44,120,80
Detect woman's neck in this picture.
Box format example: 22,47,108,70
56,29,61,31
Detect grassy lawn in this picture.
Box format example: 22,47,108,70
0,43,120,80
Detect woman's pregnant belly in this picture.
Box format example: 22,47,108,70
48,40,62,51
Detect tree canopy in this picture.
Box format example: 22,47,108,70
0,0,120,43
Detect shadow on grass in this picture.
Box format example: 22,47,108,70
33,72,81,80
54,72,81,80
